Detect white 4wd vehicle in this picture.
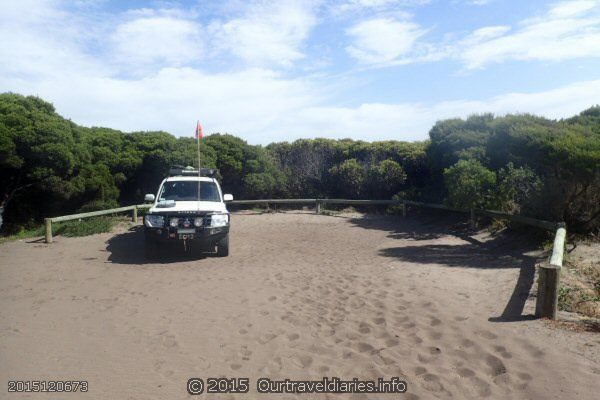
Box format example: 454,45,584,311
143,166,233,258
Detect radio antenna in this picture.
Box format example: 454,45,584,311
196,121,202,212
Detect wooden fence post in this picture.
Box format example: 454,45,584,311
536,263,560,319
45,218,53,244
402,201,406,217
316,200,322,214
470,209,476,230
132,205,138,223
535,225,566,319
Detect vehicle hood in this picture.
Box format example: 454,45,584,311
149,201,228,214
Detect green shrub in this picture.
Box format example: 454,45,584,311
443,159,496,209
53,217,117,237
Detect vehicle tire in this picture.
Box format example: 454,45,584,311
217,234,229,257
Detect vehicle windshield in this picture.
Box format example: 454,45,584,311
158,181,221,202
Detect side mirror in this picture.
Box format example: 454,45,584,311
223,194,233,202
144,194,155,203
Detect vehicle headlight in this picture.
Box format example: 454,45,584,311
169,217,179,227
194,217,204,227
210,213,229,227
144,214,164,228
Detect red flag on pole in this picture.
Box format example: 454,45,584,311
195,120,203,140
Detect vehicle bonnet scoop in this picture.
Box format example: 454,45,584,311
156,200,176,208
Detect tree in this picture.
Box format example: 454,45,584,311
443,159,496,209
368,159,407,198
328,159,365,198
496,162,542,214
1,92,599,233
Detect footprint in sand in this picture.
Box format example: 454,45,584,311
468,376,492,397
358,322,372,334
408,333,423,344
263,357,283,374
517,372,532,381
402,322,417,330
485,354,508,377
240,346,252,360
475,330,498,340
417,347,442,364
318,365,329,373
258,333,277,344
287,333,300,341
420,373,444,393
427,331,443,340
292,354,313,368
356,342,375,353
457,367,476,378
493,345,513,359
374,353,396,366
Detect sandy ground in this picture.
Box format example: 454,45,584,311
0,211,599,399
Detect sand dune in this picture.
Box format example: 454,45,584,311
0,211,598,399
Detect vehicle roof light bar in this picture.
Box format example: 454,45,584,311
168,165,217,177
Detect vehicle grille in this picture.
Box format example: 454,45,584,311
164,214,211,228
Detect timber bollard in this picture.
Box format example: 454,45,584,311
45,218,53,244
316,200,322,214
470,208,476,230
535,263,560,319
402,201,406,217
132,206,138,223
535,225,566,319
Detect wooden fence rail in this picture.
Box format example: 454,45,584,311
44,198,565,319
44,204,151,244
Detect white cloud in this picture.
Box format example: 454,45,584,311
0,0,599,146
272,79,600,142
111,14,203,69
549,0,597,18
209,1,318,67
16,69,595,144
343,0,600,70
463,25,511,43
0,0,106,80
333,0,430,14
345,17,425,65
459,0,600,69
465,0,491,5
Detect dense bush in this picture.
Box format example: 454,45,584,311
443,159,496,209
1,93,598,233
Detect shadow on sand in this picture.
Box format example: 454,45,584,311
106,226,209,265
349,209,545,323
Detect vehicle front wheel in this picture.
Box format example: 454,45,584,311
216,234,229,257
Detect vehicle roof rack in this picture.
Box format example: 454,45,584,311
168,165,217,178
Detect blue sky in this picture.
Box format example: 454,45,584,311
1,0,599,144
